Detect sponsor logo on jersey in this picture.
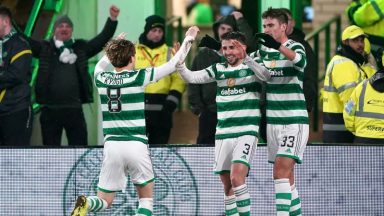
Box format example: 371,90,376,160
63,148,199,215
221,87,247,96
269,70,284,76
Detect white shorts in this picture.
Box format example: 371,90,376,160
214,135,258,174
267,124,309,164
97,140,154,192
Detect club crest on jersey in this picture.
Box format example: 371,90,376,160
227,78,236,87
239,69,248,77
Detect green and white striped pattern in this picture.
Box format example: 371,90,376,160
205,63,263,139
94,68,153,143
290,185,302,216
254,39,308,125
225,195,239,216
275,178,292,216
87,196,107,212
234,184,251,216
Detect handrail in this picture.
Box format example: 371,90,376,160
304,15,342,132
166,16,183,45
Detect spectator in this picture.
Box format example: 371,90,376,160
0,6,33,146
178,31,270,216
343,64,384,144
70,27,199,216
188,12,254,145
323,25,367,143
26,5,119,146
346,0,384,56
252,7,308,215
135,15,186,145
187,0,214,25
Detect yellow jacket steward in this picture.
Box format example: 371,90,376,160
135,43,186,95
343,79,384,143
347,0,384,50
323,55,367,142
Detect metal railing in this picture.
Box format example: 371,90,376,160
305,15,342,131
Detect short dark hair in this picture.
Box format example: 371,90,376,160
0,6,12,20
104,39,136,68
262,7,288,24
221,31,246,45
279,8,292,18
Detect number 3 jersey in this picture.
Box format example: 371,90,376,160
94,68,154,143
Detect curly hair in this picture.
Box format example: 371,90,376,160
104,39,136,68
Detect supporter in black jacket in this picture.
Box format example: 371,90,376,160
25,5,119,146
0,7,33,146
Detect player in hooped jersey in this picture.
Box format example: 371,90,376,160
251,8,308,216
70,26,199,216
177,31,270,216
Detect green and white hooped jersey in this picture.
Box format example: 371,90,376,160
94,68,154,143
205,62,263,139
253,39,309,125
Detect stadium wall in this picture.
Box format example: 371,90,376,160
0,145,383,215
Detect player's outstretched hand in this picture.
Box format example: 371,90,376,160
254,33,281,50
173,42,181,53
116,32,126,40
185,26,200,39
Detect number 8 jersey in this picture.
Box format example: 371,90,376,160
94,68,154,144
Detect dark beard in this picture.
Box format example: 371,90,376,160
337,44,365,66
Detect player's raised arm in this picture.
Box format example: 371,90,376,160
232,40,271,82
152,26,199,82
176,63,215,84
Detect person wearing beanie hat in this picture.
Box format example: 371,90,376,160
24,5,120,146
135,14,186,145
323,24,368,143
188,11,254,145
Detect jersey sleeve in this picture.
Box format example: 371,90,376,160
243,55,271,82
176,63,216,84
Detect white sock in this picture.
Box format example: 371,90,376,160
224,194,239,216
233,184,251,215
274,178,291,216
136,198,153,216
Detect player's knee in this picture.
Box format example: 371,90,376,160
230,174,245,187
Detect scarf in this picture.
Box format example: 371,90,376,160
138,32,166,49
54,37,77,64
0,28,17,66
